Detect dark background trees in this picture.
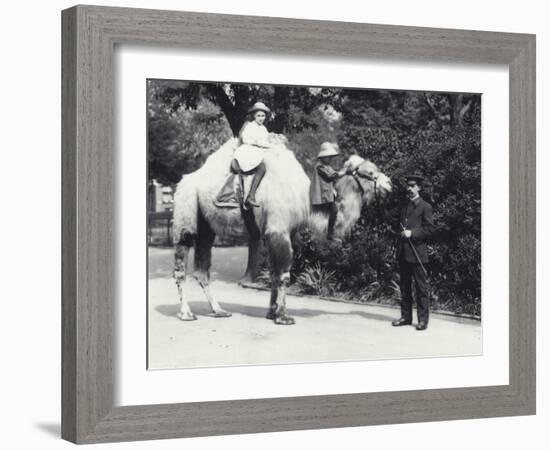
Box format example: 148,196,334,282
147,79,481,316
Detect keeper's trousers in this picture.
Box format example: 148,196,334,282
399,261,430,323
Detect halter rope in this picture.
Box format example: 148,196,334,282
353,171,380,205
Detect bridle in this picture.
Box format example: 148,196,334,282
352,170,381,206
351,170,391,227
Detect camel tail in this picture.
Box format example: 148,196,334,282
172,173,199,245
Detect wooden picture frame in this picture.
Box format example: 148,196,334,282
61,5,536,444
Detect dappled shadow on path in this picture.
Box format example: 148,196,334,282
155,300,395,322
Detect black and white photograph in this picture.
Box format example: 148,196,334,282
147,79,482,369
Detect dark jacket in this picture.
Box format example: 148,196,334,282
397,196,436,264
310,163,339,205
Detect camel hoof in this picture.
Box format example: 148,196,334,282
209,310,232,318
177,312,197,321
274,315,295,325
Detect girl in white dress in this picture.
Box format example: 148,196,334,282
232,102,274,209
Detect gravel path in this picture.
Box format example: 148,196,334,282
148,246,481,369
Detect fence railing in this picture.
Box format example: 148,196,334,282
148,211,173,247
148,211,248,247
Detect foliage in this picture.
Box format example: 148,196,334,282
291,90,481,316
296,263,336,297
149,79,337,137
147,81,233,185
293,91,481,316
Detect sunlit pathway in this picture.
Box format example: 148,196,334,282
148,246,481,369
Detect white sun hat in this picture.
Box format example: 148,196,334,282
248,102,271,114
317,142,340,158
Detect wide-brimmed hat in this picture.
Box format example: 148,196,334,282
248,102,271,114
317,142,340,159
404,173,425,183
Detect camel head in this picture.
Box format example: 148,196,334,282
332,155,392,237
342,155,392,203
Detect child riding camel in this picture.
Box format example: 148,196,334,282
310,142,347,240
215,102,275,210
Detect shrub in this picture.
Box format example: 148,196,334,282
291,105,481,317
296,263,337,297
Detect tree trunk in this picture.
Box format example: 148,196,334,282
206,85,244,136
423,94,443,130
448,94,472,127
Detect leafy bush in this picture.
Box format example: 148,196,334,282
291,92,481,316
292,209,401,303
296,263,337,297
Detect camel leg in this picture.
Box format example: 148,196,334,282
173,241,196,321
265,231,295,325
240,234,262,284
239,208,262,284
193,217,232,318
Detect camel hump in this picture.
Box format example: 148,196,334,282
200,135,309,229
267,133,289,146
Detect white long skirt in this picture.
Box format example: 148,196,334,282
233,144,265,172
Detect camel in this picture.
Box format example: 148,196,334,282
171,136,392,325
